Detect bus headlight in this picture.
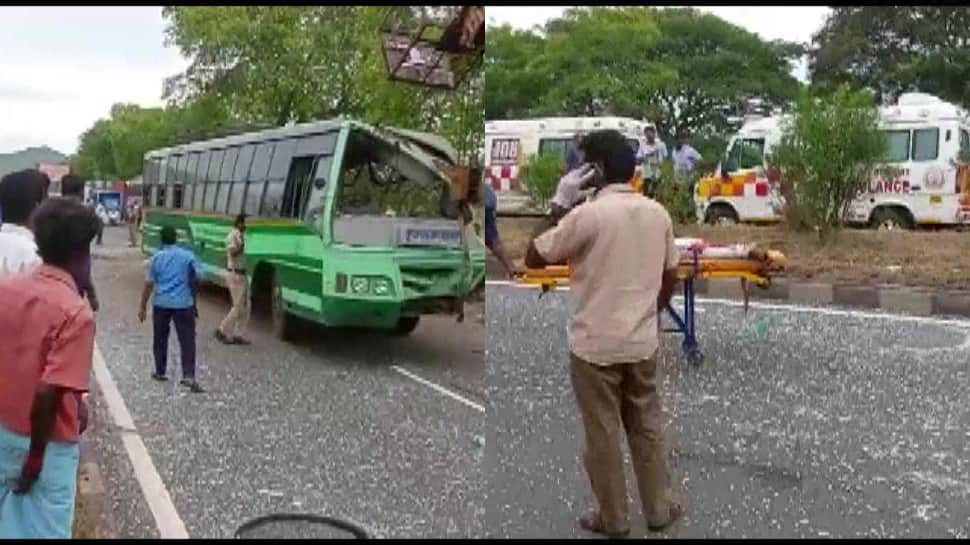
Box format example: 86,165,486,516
351,277,369,294
372,278,391,296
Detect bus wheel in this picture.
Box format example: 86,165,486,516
271,274,296,341
871,207,913,231
705,204,739,226
392,316,421,336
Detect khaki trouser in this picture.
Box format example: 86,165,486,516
219,272,250,337
570,352,673,532
128,220,139,246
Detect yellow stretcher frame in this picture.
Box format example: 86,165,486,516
515,258,780,367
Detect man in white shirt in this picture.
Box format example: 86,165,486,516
672,131,703,177
636,126,668,197
0,170,46,278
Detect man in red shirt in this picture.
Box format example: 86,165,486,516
0,197,101,538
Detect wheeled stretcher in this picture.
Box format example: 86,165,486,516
517,238,787,366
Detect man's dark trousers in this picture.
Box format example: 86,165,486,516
152,306,196,379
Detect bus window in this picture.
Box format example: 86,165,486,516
204,149,224,211
912,128,939,162
193,152,210,211
538,138,571,160
184,153,199,210
173,184,184,209
264,140,296,217
281,157,316,219
158,157,169,185
155,184,165,207
228,145,255,214
217,147,239,213
882,130,910,163
304,155,332,226
245,142,274,215
172,155,186,208
728,138,765,170
961,129,970,156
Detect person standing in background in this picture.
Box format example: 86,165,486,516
636,126,668,197
127,199,142,248
672,130,702,178
0,197,101,538
94,201,107,246
215,214,252,345
139,225,205,393
59,175,100,312
483,182,516,279
0,170,46,279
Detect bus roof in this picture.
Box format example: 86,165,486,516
144,119,459,165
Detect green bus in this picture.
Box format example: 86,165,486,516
140,119,485,339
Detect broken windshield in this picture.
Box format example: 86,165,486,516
335,129,455,219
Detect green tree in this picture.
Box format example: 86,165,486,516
810,6,970,107
521,153,561,209
483,7,801,144
161,6,482,163
770,85,885,241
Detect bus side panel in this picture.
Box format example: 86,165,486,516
247,223,325,320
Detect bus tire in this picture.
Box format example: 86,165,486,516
870,207,913,231
392,316,421,336
705,204,739,226
271,273,297,341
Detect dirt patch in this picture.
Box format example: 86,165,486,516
73,476,96,538
498,216,970,290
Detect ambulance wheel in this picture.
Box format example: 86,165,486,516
870,207,913,231
705,204,738,226
684,344,704,368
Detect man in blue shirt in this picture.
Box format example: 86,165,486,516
138,226,205,393
484,182,514,278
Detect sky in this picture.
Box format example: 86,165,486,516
485,5,832,82
0,6,189,155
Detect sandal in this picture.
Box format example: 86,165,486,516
647,502,684,532
578,511,630,539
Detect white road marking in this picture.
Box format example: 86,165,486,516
92,344,189,539
485,280,970,328
390,365,485,413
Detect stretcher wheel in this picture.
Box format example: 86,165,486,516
685,348,704,368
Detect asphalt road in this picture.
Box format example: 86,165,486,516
486,282,970,539
84,226,485,539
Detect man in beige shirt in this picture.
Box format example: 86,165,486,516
525,129,682,538
216,214,251,345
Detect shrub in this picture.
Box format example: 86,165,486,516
770,85,884,241
651,161,698,225
521,153,562,210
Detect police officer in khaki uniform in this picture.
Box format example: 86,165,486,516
215,214,251,345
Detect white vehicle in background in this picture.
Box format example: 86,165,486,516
696,92,970,229
484,116,649,212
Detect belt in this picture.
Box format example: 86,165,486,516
228,268,246,275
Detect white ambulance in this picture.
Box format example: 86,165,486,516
696,92,970,229
484,117,649,210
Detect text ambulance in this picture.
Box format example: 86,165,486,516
696,92,970,229
484,117,648,200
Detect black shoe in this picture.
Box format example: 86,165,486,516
232,336,252,346
214,329,232,344
151,373,168,382
180,379,205,393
